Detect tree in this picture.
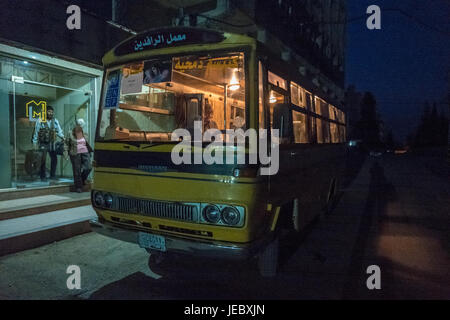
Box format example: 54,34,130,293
413,101,448,147
385,129,395,150
357,92,381,148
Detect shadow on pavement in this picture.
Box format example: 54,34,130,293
88,262,286,300
343,160,397,299
88,155,380,300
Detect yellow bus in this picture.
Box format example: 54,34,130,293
90,27,346,277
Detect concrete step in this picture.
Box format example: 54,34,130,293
0,184,72,201
0,205,96,256
0,189,91,221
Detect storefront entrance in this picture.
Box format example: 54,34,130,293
0,52,100,191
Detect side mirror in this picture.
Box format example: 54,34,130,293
272,103,293,143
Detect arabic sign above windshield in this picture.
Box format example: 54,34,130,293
114,28,226,56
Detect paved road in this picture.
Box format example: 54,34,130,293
0,151,448,300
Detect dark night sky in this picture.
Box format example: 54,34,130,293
346,0,450,143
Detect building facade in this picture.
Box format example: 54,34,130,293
0,0,129,191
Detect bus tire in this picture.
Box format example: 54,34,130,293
257,237,279,277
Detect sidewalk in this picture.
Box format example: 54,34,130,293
0,191,95,256
274,156,373,299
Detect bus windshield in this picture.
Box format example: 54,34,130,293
97,52,246,142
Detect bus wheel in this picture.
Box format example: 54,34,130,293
257,237,279,277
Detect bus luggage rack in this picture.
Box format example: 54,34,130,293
113,196,199,222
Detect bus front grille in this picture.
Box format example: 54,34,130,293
112,196,199,222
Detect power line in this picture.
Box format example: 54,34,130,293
299,8,450,37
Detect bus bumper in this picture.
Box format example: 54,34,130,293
89,218,270,260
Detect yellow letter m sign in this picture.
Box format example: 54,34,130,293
26,100,47,122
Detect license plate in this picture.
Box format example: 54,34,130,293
138,232,166,252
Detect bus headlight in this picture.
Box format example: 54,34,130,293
203,205,221,224
221,206,240,226
93,191,105,207
104,193,113,208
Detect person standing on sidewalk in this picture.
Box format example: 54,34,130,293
64,120,93,193
32,105,64,181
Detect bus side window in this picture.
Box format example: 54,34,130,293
292,110,309,143
309,115,317,143
323,120,331,143
272,103,292,144
316,117,324,143
258,61,266,130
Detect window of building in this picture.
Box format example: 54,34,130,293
292,110,308,143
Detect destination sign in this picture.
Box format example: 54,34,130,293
114,27,225,56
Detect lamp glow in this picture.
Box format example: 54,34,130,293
269,92,277,103
228,73,240,91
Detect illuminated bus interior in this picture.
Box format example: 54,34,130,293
98,52,245,142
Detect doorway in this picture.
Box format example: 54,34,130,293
10,77,92,189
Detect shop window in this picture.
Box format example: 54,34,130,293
292,110,308,143
2,54,96,189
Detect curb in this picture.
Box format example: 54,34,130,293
0,221,92,257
